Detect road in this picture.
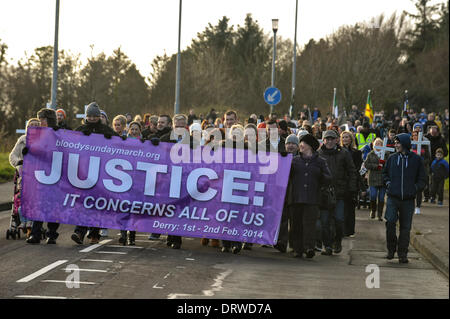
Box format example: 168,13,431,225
0,207,448,300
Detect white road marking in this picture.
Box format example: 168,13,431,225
15,295,67,299
167,269,233,299
164,273,171,279
80,259,114,263
185,258,195,261
176,266,185,269
62,268,107,273
106,245,143,249
16,260,68,283
79,239,113,253
153,283,164,289
95,251,127,255
41,280,97,285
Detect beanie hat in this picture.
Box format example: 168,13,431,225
56,109,66,119
100,110,108,122
285,134,299,145
86,102,101,117
36,108,57,128
297,128,309,139
413,122,423,131
189,122,202,134
299,133,320,151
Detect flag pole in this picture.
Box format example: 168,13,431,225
332,88,336,118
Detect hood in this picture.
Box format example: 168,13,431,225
395,133,411,151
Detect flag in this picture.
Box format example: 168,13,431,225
365,90,374,123
403,90,409,115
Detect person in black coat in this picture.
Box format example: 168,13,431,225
317,130,357,256
70,102,119,246
287,134,332,258
383,133,426,263
340,131,363,237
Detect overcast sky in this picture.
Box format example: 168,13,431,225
0,0,443,77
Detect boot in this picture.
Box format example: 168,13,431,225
201,238,209,246
370,201,377,219
377,201,384,221
26,227,32,239
128,231,135,246
119,230,127,245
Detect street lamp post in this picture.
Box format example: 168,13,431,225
174,0,182,115
290,0,298,118
271,19,278,114
50,0,60,109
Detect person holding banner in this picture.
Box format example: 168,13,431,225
287,134,331,258
364,138,391,220
70,102,119,245
26,108,61,244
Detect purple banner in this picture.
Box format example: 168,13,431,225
21,127,291,245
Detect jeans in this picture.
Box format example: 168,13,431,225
369,186,386,203
318,200,345,248
385,197,415,257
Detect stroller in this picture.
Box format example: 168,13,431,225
6,169,23,239
5,169,45,240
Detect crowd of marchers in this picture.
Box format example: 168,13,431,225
8,103,449,263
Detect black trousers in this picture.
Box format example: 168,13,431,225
31,221,59,240
277,203,291,247
344,197,356,236
290,204,319,254
74,226,100,240
430,177,445,202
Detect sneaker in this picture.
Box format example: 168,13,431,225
333,241,342,254
46,238,57,244
242,242,253,250
221,247,230,253
305,249,315,258
71,232,83,245
99,229,108,237
118,236,127,245
321,247,333,256
414,207,421,215
386,251,395,260
314,246,323,252
274,243,286,253
171,243,181,249
438,201,443,206
231,246,241,254
349,234,356,238
26,235,41,244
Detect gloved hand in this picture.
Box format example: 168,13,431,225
280,151,288,157
52,126,60,131
377,159,385,170
83,130,91,136
22,147,28,156
150,138,160,146
104,133,112,139
140,138,146,143
17,160,23,166
120,135,127,141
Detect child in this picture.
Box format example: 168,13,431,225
430,148,449,206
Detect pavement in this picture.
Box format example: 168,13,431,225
0,180,448,299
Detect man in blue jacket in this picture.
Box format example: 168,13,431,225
383,133,426,263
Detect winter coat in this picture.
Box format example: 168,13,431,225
343,145,364,191
75,120,117,137
318,145,358,199
9,135,26,169
144,126,172,140
383,134,426,200
431,158,449,180
364,150,391,187
425,133,448,158
287,152,332,206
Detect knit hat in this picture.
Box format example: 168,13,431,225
85,102,101,117
299,133,320,151
297,128,309,139
413,122,423,131
100,110,108,122
285,134,299,145
189,122,202,134
56,109,66,119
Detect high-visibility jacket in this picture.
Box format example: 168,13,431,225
356,132,376,150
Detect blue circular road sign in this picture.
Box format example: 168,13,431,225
264,87,282,105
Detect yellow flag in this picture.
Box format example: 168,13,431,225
365,90,373,123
